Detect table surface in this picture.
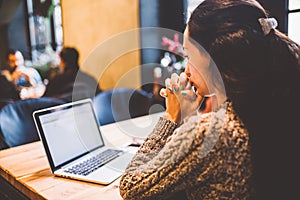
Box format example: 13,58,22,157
0,112,163,200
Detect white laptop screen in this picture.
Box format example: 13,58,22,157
38,103,104,167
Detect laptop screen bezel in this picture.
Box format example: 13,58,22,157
33,99,105,172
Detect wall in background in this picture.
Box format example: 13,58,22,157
1,0,288,89
0,0,29,67
61,0,140,90
7,1,30,60
258,0,287,33
139,0,186,93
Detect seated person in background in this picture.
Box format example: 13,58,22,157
119,0,300,199
1,49,42,88
43,47,101,102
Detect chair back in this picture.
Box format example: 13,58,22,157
93,88,152,125
0,97,65,149
0,98,15,110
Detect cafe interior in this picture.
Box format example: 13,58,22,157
0,0,299,199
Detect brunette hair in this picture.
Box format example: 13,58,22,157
188,0,300,199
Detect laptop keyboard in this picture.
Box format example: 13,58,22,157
64,149,123,176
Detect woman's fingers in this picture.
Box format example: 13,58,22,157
170,73,179,92
165,78,172,92
179,72,188,90
160,88,167,98
163,72,203,104
181,89,197,101
160,87,175,98
170,73,179,83
166,73,193,93
165,73,180,93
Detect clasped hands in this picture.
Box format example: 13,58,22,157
11,70,30,84
2,70,30,84
160,72,203,124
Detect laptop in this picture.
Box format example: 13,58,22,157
33,99,137,185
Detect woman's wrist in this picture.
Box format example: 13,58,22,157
163,111,181,124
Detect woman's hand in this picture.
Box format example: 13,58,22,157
11,71,30,84
160,73,203,124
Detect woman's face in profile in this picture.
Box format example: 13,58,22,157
183,28,210,97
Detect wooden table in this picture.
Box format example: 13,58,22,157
0,112,163,200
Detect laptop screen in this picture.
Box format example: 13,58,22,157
34,100,104,169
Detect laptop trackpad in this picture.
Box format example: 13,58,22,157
88,153,134,184
88,165,122,184
106,153,135,172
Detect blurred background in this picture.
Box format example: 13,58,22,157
0,0,298,94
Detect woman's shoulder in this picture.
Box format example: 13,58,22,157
181,100,248,141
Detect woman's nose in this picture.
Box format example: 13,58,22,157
184,63,191,76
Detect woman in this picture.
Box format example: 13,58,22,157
119,0,300,199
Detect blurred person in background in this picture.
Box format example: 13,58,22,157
1,49,42,88
43,47,101,102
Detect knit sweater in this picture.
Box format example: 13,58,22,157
119,101,254,200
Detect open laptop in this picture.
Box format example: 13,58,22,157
33,99,136,185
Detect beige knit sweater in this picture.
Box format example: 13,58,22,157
119,101,254,200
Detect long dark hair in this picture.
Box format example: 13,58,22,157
188,0,300,199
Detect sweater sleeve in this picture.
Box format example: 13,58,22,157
124,117,177,172
119,114,219,200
